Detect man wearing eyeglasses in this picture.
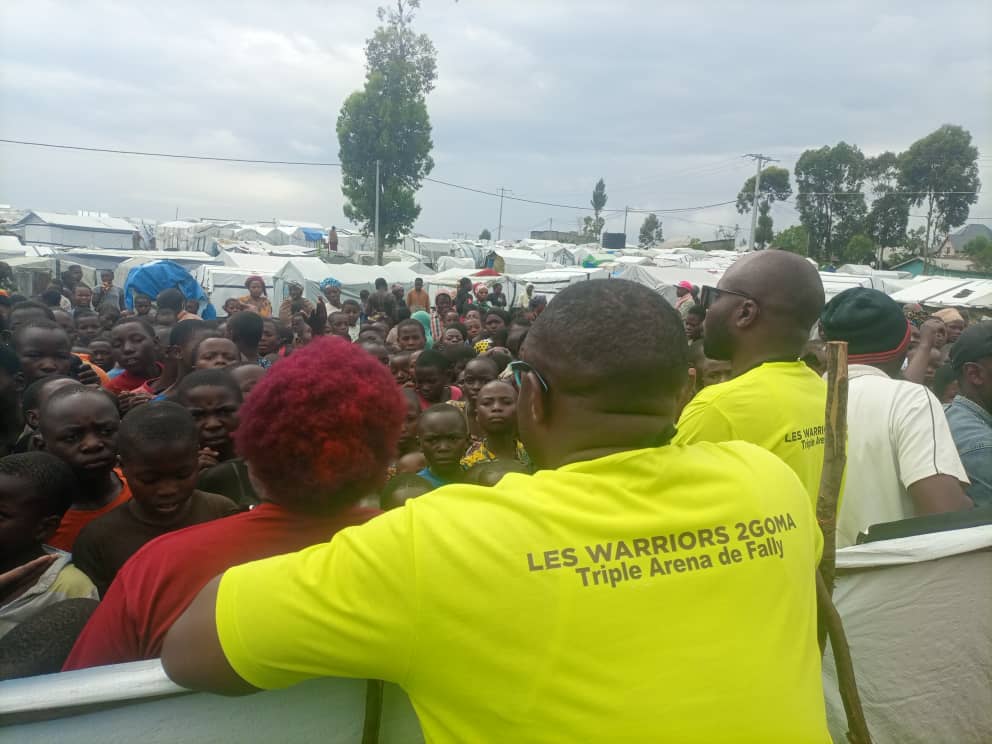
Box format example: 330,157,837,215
674,250,828,505
163,279,830,743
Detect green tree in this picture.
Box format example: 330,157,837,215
794,142,868,261
737,166,791,249
864,151,910,266
638,213,663,247
582,178,608,239
337,0,436,247
899,124,980,260
478,228,492,241
770,224,810,256
841,234,878,265
963,235,992,274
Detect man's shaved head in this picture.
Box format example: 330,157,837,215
523,279,688,405
704,250,824,365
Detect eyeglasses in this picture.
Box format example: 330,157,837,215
699,285,756,311
508,360,550,393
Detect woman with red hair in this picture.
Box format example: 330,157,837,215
238,276,272,317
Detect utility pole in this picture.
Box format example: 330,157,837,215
743,153,777,251
374,159,382,265
496,187,508,241
622,206,630,237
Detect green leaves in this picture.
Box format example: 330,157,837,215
794,142,868,261
963,235,992,273
638,213,663,248
338,1,437,246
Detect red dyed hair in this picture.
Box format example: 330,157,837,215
235,336,405,508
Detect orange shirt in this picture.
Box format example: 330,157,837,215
49,469,132,552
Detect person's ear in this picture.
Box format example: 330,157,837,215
166,344,182,361
734,299,760,329
35,513,62,544
524,372,548,427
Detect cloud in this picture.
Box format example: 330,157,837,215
0,0,989,241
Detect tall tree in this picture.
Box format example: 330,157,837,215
638,213,663,247
583,178,608,239
736,166,790,250
337,1,436,247
794,143,868,262
864,151,910,266
478,228,491,241
841,234,878,265
899,124,980,261
770,224,810,256
963,235,992,274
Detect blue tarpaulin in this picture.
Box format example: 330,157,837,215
123,260,217,319
300,228,325,241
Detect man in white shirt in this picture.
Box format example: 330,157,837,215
820,288,973,547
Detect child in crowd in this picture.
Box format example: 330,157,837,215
51,310,76,346
390,351,414,387
0,346,21,457
86,335,115,372
72,310,101,352
17,377,81,453
229,363,266,398
443,345,476,387
396,318,427,352
414,350,463,409
176,369,259,509
380,474,433,511
227,310,267,367
342,299,362,341
357,325,386,344
133,294,153,319
327,312,351,339
71,403,237,596
259,318,280,362
460,356,499,439
13,321,72,385
0,453,98,642
93,270,124,311
71,285,93,315
416,404,470,488
106,319,161,394
98,303,121,333
441,323,468,346
192,337,240,369
461,380,531,470
36,387,131,551
464,314,483,342
932,364,959,405
483,309,510,335
357,341,389,366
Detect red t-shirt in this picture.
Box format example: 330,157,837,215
103,363,164,394
63,502,379,670
417,385,463,411
48,470,132,552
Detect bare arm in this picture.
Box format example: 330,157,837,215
160,575,259,696
907,474,974,516
902,321,938,385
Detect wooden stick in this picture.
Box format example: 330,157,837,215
816,340,849,599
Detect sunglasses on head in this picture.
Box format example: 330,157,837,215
508,360,550,393
699,285,756,311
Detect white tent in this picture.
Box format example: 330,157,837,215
889,277,992,309
506,267,609,306
193,265,278,310
220,251,290,275
274,259,432,304
487,248,548,275
435,255,476,272
0,235,26,256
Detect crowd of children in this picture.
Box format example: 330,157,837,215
0,259,987,724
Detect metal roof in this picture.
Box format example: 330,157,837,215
17,210,138,233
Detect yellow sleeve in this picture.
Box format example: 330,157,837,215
673,392,735,445
215,510,418,690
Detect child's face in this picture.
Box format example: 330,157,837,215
73,287,93,308
398,326,425,351
390,356,412,386
343,304,360,326
39,394,120,480
484,314,506,334
443,311,459,324
230,365,267,397
700,358,732,388
100,272,114,285
418,412,468,472
182,385,240,456
462,360,497,404
184,300,200,315
464,318,482,338
224,299,241,315
194,338,240,369
328,315,350,337
442,328,465,346
415,366,447,403
111,322,158,374
398,395,421,453
99,309,120,331
475,381,517,436
88,341,114,371
75,316,101,344
17,327,73,384
134,297,152,315
155,309,177,327
259,322,278,355
122,441,200,522
0,475,60,557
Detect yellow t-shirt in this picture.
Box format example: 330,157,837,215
216,442,828,744
675,361,827,504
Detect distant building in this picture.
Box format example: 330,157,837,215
12,210,140,250
939,224,992,256
891,256,989,278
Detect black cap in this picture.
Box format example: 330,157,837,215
951,321,992,370
821,288,911,362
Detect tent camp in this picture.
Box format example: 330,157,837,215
506,267,609,306
484,248,547,275
889,277,992,309
123,260,215,318
193,265,277,313
274,259,432,304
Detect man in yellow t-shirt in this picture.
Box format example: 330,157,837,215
675,250,828,503
163,279,829,744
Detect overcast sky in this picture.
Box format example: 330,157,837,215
1,0,990,241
